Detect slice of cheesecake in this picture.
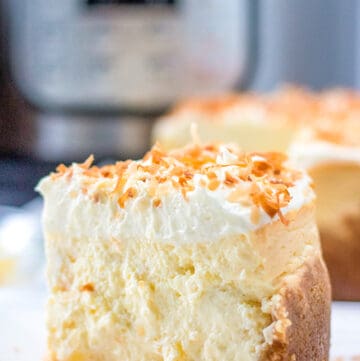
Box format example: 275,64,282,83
38,143,330,361
289,107,360,300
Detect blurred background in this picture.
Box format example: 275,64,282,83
0,1,360,358
0,0,359,284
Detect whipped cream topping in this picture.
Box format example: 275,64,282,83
37,144,315,244
289,139,360,169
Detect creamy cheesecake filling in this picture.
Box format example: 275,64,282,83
46,234,273,361
44,207,319,361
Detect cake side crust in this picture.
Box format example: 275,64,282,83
321,206,360,300
262,256,331,361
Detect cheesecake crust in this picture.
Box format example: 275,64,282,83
321,207,360,300
262,257,331,361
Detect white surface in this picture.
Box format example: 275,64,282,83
0,288,359,361
0,288,46,361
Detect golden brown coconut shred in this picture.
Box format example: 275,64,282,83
50,143,304,225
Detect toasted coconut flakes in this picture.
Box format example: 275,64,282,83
50,143,301,222
278,209,289,226
153,198,162,208
224,172,238,186
171,167,182,176
113,176,127,194
208,179,221,191
188,144,202,157
276,191,291,225
227,187,251,206
79,283,95,292
252,159,272,177
151,150,164,165
80,154,94,169
56,163,67,174
178,176,189,187
184,170,193,179
92,193,100,203
207,171,217,179
155,175,166,183
51,163,70,180
115,160,131,174
204,144,217,151
118,187,138,208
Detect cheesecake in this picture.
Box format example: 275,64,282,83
152,87,318,152
38,143,330,361
289,100,360,300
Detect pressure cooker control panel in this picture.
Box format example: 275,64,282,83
9,0,249,111
87,1,175,5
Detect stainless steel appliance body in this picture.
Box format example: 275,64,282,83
8,0,250,111
1,0,359,161
4,0,252,160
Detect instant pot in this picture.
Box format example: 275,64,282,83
3,0,255,160
1,0,358,162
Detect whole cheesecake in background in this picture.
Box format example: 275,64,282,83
38,143,330,361
289,97,360,300
153,86,360,300
152,87,318,152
